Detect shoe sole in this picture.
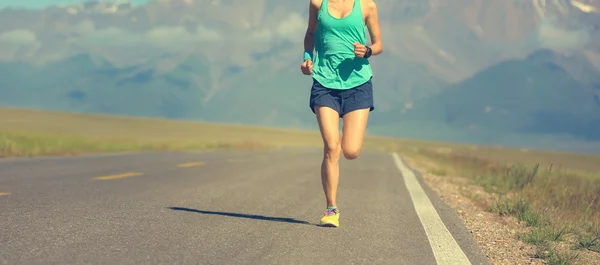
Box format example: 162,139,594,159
318,222,339,228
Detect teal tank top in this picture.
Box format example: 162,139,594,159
312,0,373,90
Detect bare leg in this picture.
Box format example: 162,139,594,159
314,106,341,208
341,108,370,160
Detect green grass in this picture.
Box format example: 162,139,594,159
428,167,448,176
491,196,543,227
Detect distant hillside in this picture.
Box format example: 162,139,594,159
0,53,308,127
400,49,600,142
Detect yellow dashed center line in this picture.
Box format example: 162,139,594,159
256,156,270,161
227,158,249,163
93,172,143,180
177,161,206,168
0,192,10,196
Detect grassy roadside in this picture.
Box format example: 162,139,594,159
0,106,402,157
0,131,269,157
402,145,600,265
0,107,318,157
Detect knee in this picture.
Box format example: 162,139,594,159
324,142,341,160
343,148,360,160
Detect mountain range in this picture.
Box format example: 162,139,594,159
1,0,600,153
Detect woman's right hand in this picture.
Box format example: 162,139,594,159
301,60,313,75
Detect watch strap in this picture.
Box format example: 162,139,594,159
364,46,372,58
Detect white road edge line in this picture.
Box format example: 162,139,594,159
391,152,472,265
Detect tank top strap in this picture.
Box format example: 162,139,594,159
353,0,360,10
352,0,363,20
318,0,328,16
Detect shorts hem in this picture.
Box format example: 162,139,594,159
340,105,375,117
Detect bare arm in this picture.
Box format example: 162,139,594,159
303,0,320,59
365,0,383,56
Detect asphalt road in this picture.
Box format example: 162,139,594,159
0,149,490,265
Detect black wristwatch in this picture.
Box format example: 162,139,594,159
364,46,372,58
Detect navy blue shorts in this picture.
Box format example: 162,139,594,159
309,77,375,117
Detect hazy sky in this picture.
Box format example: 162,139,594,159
1,0,152,9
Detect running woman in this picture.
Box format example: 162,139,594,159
300,0,383,227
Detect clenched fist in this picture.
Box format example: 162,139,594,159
301,59,313,75
353,42,367,58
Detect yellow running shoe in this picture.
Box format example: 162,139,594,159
319,207,340,227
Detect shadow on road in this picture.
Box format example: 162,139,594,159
167,207,314,225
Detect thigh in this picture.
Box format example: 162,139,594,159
314,106,341,149
341,108,370,151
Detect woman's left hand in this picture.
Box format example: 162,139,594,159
352,42,367,58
